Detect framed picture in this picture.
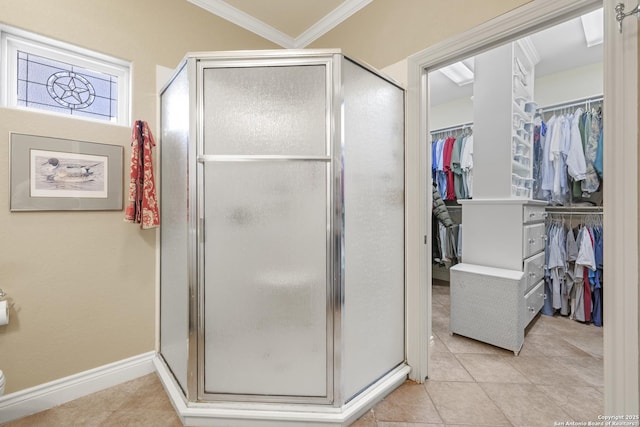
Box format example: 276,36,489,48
10,133,123,211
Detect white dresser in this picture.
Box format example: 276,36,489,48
450,199,547,354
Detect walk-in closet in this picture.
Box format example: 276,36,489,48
427,6,604,389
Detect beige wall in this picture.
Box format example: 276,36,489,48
0,0,278,394
310,0,532,69
0,0,536,395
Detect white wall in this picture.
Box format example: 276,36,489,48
534,62,603,107
428,97,474,132
423,61,603,131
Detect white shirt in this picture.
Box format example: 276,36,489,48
566,108,588,181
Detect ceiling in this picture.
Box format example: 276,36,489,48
187,0,372,48
429,10,604,105
187,1,603,105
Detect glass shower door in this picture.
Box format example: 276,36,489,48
199,63,331,399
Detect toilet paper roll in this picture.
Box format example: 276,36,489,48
0,300,8,326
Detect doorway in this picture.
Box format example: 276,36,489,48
406,0,639,415
426,9,605,419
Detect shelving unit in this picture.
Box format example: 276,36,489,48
472,38,540,200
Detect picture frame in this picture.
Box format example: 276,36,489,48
10,133,124,211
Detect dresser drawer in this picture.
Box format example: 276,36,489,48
523,205,547,224
523,223,546,258
524,280,544,326
523,251,545,292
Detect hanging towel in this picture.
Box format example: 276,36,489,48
124,120,160,229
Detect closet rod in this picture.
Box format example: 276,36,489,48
546,206,603,214
430,122,473,136
547,211,603,215
538,95,603,113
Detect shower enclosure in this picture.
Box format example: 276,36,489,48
157,49,406,426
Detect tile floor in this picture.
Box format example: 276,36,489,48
1,283,603,427
352,283,604,427
0,373,182,427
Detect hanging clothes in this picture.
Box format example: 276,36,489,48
565,227,579,318
581,109,602,194
532,119,546,200
124,120,160,229
542,214,602,326
436,138,447,200
432,139,438,182
533,99,603,205
540,115,556,202
546,220,567,311
460,134,473,198
451,135,465,200
443,136,456,200
566,108,587,181
431,129,473,202
590,225,604,326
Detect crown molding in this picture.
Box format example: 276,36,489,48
187,0,296,48
187,0,372,49
294,0,373,48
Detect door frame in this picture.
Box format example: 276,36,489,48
405,0,639,414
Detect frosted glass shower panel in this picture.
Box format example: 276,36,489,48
341,59,405,400
202,65,327,156
202,161,328,397
159,66,190,392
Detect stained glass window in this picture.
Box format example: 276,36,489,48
1,25,130,125
17,51,118,122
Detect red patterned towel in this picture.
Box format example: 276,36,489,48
124,120,160,229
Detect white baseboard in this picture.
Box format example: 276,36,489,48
0,351,156,424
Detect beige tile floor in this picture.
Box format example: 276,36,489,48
1,283,603,427
352,283,604,427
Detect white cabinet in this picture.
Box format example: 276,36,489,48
472,39,539,200
450,263,527,354
451,199,547,354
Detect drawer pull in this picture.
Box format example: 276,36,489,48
528,306,536,312
540,235,548,241
542,212,549,218
529,238,535,244
528,272,536,277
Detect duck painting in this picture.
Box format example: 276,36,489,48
41,157,99,183
29,148,108,199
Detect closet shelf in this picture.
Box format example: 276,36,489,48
512,134,531,149
512,101,531,122
513,78,532,100
512,159,531,173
